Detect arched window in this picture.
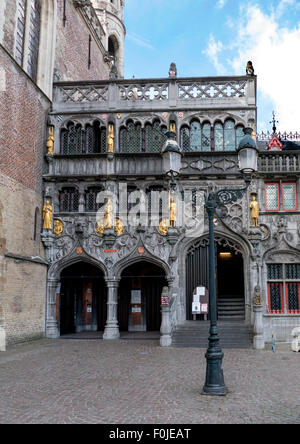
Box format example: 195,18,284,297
85,122,107,153
180,126,190,152
145,121,167,153
202,123,211,151
61,123,83,155
190,120,201,152
59,188,79,212
180,121,211,152
61,122,106,154
120,121,142,153
214,122,224,152
224,119,235,151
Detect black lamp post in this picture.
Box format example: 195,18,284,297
202,127,259,396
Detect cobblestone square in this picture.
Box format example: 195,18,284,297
0,338,299,424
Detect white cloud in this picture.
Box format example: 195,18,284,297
202,34,226,75
229,3,300,131
216,0,227,8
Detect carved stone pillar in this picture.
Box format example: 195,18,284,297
253,305,264,350
160,286,172,347
103,279,120,340
45,278,60,339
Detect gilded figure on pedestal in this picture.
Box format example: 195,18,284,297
43,200,53,230
250,195,259,227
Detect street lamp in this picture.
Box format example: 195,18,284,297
202,127,258,396
162,131,183,191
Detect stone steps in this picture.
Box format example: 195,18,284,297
217,298,245,320
172,320,252,349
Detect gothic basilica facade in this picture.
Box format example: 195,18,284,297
1,0,300,351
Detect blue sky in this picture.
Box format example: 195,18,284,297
123,0,300,132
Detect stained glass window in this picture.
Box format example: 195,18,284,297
85,187,102,212
214,123,223,151
282,183,297,210
202,123,211,151
265,183,279,211
224,120,235,151
190,121,201,152
267,264,283,280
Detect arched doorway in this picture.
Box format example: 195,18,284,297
118,261,168,332
60,262,106,335
185,236,245,321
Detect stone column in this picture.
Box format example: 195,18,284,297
45,278,60,339
253,305,264,350
160,287,172,347
103,279,120,340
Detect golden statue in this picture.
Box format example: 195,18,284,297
53,219,64,237
43,200,53,230
104,198,113,229
46,126,54,155
250,195,259,227
115,218,125,236
170,122,176,134
107,123,114,153
159,218,169,236
96,219,106,236
169,197,177,228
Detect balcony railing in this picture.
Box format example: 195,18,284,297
45,151,300,179
52,75,256,113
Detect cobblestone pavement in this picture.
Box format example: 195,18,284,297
0,337,299,424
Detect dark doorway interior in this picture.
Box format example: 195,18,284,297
60,262,106,335
217,245,244,299
118,261,167,332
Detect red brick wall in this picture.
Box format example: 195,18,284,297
55,0,109,81
0,48,50,193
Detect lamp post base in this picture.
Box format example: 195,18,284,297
202,328,228,396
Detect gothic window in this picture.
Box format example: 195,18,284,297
180,126,190,152
59,188,79,212
61,122,106,154
15,0,27,66
202,123,211,151
61,124,83,155
120,121,142,153
214,122,224,151
120,120,166,153
190,120,201,152
85,187,103,212
145,121,167,153
267,264,300,314
224,120,235,151
27,0,41,82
